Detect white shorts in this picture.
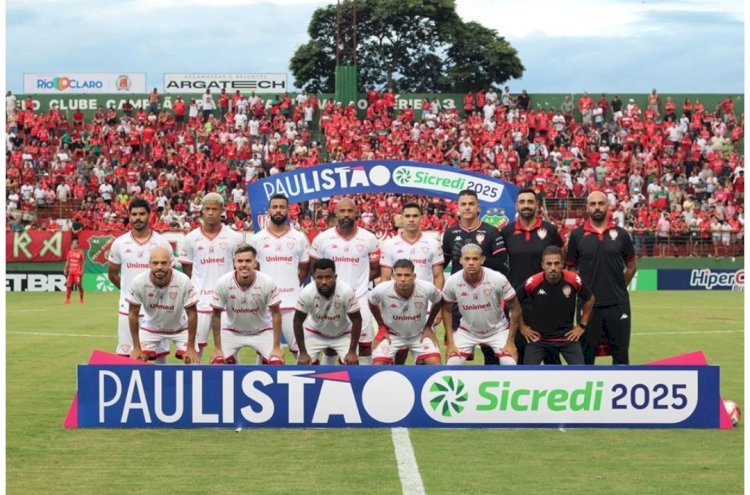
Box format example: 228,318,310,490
449,328,516,365
117,312,169,356
196,310,228,348
280,308,298,352
299,330,354,363
221,329,283,364
139,329,188,360
372,334,441,364
358,294,373,345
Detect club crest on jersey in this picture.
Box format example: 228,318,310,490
475,233,485,244
421,247,430,254
415,302,424,309
562,285,572,298
229,294,237,300
220,241,228,250
334,302,341,309
538,228,547,240
484,288,492,296
609,229,619,240
357,243,365,252
287,242,295,250
169,290,178,300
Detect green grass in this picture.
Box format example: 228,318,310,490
6,291,744,494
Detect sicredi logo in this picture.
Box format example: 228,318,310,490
392,166,504,201
36,77,104,91
689,269,744,290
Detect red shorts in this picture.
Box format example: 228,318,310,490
67,273,82,286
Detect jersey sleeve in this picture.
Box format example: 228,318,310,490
499,274,517,301
211,282,227,310
564,231,579,267
178,234,193,265
125,281,142,307
346,290,361,314
268,281,281,307
427,283,443,304
184,283,199,308
549,224,564,247
299,235,311,264
441,277,457,303
432,240,445,267
309,233,323,260
379,239,394,268
484,229,510,275
294,290,310,314
441,230,452,270
107,238,122,265
367,283,385,306
621,228,636,262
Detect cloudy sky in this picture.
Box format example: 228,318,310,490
5,0,745,94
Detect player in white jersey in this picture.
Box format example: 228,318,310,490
126,247,200,364
209,245,284,364
380,202,445,286
310,197,378,364
108,198,173,358
369,259,443,365
249,193,310,355
179,193,244,361
442,243,521,365
293,258,361,365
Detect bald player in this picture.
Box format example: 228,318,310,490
565,191,637,364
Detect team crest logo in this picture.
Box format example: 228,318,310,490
422,247,430,254
538,228,547,240
121,343,132,353
357,243,365,252
287,242,295,249
334,302,341,309
562,285,572,298
229,294,237,300
415,302,424,309
484,288,492,296
609,230,619,240
168,290,178,300
252,293,261,301
220,241,228,250
475,233,485,244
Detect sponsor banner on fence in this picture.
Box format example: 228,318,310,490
657,269,744,291
23,73,146,94
6,272,67,292
247,160,518,231
76,365,720,428
164,73,287,94
6,231,71,262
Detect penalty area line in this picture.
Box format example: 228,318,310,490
632,330,742,336
7,331,114,339
391,427,427,495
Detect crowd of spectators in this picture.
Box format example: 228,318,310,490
5,85,745,256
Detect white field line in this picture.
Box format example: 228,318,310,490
391,427,426,495
7,331,114,338
632,330,742,336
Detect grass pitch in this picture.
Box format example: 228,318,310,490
6,291,744,494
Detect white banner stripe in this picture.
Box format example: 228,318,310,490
391,428,426,495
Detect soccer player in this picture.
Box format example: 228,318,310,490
310,197,378,364
179,193,244,361
369,259,443,365
293,258,362,365
63,238,85,304
249,194,310,357
565,191,637,365
126,247,200,364
441,189,509,365
209,245,284,365
518,246,594,365
442,243,520,365
108,198,172,358
501,188,564,364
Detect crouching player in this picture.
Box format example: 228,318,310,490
369,259,443,365
442,243,520,365
209,245,285,365
126,247,200,364
293,259,361,365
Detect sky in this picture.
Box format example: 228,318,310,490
4,0,746,94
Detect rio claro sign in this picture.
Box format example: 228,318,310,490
76,365,721,428
23,72,146,94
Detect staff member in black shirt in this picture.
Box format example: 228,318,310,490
442,189,509,364
502,188,564,364
565,191,637,364
518,246,594,365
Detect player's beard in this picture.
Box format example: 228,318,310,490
317,284,335,298
519,208,535,220
338,218,354,230
591,211,606,222
270,213,288,226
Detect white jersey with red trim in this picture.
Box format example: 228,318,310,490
368,279,442,339
211,270,281,335
249,227,310,309
108,231,173,313
380,233,444,283
179,225,244,312
442,267,516,336
310,227,378,298
295,280,359,338
125,269,198,333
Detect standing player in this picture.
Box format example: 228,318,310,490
108,198,172,358
310,197,378,364
63,238,85,304
442,244,520,365
565,191,637,365
518,246,595,365
249,194,310,357
209,245,284,365
293,258,361,365
501,188,564,364
179,193,244,361
442,189,509,365
369,259,443,365
126,247,200,364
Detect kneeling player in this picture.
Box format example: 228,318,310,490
293,259,361,365
126,247,200,364
442,243,520,365
209,245,285,365
518,246,594,365
369,259,443,365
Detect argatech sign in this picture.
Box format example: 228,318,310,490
76,365,721,428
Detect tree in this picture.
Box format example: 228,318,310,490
289,0,524,93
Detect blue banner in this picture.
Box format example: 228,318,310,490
657,269,744,291
77,365,720,428
246,161,519,231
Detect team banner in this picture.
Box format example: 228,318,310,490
247,160,519,231
657,269,744,291
76,365,720,428
23,72,146,94
164,73,288,94
6,230,71,262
